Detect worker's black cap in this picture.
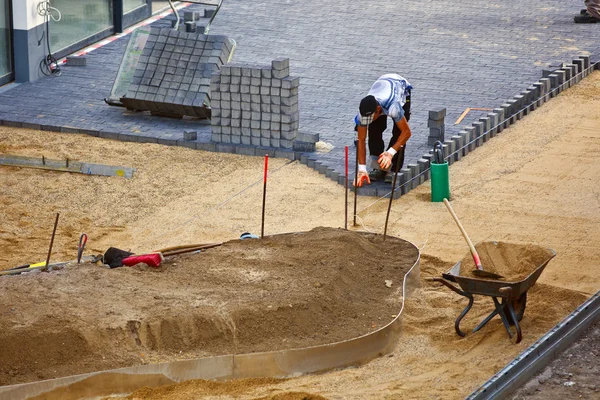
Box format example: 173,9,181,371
359,95,378,116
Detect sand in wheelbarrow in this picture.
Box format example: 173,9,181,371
458,242,555,281
0,227,418,386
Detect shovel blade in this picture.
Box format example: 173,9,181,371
472,269,504,280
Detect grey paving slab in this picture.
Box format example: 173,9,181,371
0,1,599,197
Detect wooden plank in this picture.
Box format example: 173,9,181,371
0,154,135,178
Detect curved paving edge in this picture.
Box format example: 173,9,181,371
0,234,421,400
301,56,600,199
467,290,600,400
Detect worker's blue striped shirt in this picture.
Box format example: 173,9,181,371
355,74,412,126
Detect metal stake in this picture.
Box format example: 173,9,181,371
383,157,403,241
345,145,349,230
43,213,60,272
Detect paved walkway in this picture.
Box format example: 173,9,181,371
1,0,599,195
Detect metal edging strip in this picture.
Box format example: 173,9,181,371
467,289,600,400
0,232,420,400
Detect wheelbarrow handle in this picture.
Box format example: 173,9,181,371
427,277,469,297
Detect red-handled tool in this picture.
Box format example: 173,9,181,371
443,199,504,280
122,253,164,268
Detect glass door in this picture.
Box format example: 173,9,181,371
0,0,13,85
49,0,113,54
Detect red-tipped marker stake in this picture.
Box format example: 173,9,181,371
261,154,269,238
345,145,349,230
353,141,359,227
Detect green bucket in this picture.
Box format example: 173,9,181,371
431,162,450,202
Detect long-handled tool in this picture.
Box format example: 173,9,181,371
443,199,504,280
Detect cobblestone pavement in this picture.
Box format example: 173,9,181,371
1,0,599,195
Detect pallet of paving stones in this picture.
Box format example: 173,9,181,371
120,27,234,119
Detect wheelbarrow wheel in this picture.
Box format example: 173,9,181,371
503,292,527,325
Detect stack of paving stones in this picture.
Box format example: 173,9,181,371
307,55,597,200
181,9,217,33
427,108,446,146
210,58,318,152
120,27,234,119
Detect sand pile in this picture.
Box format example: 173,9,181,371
458,242,556,281
0,227,418,386
115,378,328,400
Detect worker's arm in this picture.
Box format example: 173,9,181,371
354,125,370,187
391,117,411,151
377,117,412,170
357,125,367,166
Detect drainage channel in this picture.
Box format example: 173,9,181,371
467,289,600,400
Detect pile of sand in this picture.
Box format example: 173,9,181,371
458,242,556,281
0,227,418,386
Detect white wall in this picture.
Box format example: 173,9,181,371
12,0,46,31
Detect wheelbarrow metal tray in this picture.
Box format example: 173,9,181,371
442,242,556,298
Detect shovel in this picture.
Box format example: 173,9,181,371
443,199,504,280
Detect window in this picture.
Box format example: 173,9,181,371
0,0,12,82
49,0,113,53
124,0,146,13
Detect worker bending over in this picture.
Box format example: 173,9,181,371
354,74,412,187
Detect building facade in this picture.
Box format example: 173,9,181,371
0,0,154,85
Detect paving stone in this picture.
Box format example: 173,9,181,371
428,108,447,120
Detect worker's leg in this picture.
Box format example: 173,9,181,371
575,0,600,21
586,0,600,19
388,123,406,173
367,115,387,157
403,90,412,122
367,115,388,180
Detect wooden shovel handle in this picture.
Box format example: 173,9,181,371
443,199,483,270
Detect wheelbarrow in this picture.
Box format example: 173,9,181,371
430,241,556,343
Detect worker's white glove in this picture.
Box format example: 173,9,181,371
378,152,393,170
353,167,371,187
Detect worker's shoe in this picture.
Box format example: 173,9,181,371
574,14,600,23
384,172,400,184
368,169,388,182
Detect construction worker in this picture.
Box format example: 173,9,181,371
574,0,600,23
354,74,412,187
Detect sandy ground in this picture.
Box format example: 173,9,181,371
0,71,599,399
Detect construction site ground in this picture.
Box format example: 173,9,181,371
0,72,599,399
510,318,600,400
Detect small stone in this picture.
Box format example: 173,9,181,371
385,280,393,288
313,282,322,288
564,381,576,387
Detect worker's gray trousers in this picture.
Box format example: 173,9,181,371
586,0,600,19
